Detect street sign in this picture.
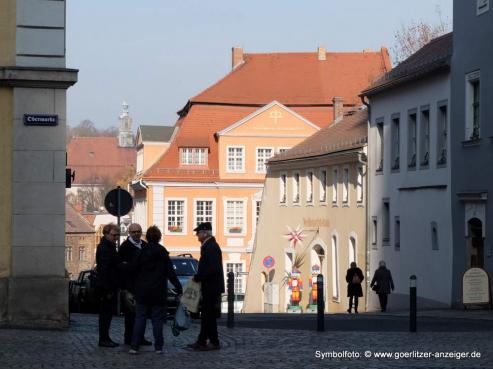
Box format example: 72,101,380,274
263,255,275,269
104,187,133,217
23,114,58,126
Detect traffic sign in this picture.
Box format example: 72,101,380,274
104,187,133,217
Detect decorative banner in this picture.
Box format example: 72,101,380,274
263,255,275,269
463,267,490,305
284,225,305,248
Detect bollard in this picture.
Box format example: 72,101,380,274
409,275,417,332
317,274,324,332
227,271,235,328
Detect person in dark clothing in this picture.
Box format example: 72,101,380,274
95,223,120,347
128,225,182,355
370,261,395,312
118,223,151,346
345,261,364,313
187,222,224,351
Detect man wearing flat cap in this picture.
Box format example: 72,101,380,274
187,222,224,351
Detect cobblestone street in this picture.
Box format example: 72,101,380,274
1,313,492,369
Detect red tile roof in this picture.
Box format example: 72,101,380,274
67,137,136,185
269,109,368,163
66,203,95,233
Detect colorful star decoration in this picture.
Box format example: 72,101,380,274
284,225,305,249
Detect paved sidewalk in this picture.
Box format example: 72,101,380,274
0,314,492,369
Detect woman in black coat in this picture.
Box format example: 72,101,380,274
370,260,394,312
345,262,364,313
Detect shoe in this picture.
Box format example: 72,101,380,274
155,350,163,354
347,308,351,313
197,343,221,351
128,349,138,355
140,338,153,346
99,340,119,348
187,342,206,350
354,309,359,314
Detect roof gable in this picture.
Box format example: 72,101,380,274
216,101,320,137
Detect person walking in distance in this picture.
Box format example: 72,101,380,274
118,223,152,346
370,261,394,312
95,223,120,347
345,261,364,313
187,222,224,351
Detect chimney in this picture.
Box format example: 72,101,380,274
332,97,344,121
232,47,244,69
317,46,326,61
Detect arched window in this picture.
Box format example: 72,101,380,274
331,236,339,300
349,237,356,265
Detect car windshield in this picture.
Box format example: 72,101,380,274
172,258,198,276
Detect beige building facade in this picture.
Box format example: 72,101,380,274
244,109,368,313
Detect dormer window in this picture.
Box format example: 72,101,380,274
180,148,207,165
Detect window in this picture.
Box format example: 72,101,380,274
78,246,85,262
349,237,356,265
420,108,430,167
383,200,390,245
477,0,489,15
331,236,339,300
255,200,261,225
293,172,300,204
391,116,400,170
466,71,481,140
431,222,439,250
342,168,349,204
356,166,363,204
407,111,417,168
227,146,244,172
66,246,72,262
195,200,214,231
332,168,338,204
225,200,245,235
371,217,378,249
136,150,144,173
319,169,327,202
437,104,448,165
376,121,384,172
167,199,185,234
181,148,207,165
277,147,291,154
280,173,287,204
226,263,244,293
306,171,314,204
256,148,274,173
394,216,400,250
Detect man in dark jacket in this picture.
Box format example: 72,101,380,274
370,260,395,312
345,262,364,313
129,225,182,354
95,223,120,347
118,223,151,346
187,222,224,351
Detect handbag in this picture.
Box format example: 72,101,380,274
180,278,202,313
121,290,136,313
371,284,379,292
171,302,191,336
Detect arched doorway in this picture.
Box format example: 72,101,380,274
467,218,484,268
260,271,267,312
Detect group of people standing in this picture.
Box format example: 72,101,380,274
94,221,224,354
345,261,395,313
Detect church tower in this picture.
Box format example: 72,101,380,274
118,100,134,147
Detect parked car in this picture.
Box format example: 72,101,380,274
69,254,199,315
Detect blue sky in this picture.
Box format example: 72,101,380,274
66,0,452,130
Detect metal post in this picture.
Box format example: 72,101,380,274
227,272,235,328
317,274,324,332
410,275,417,332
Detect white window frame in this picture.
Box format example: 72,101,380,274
226,145,245,173
66,246,72,262
407,110,417,169
342,167,349,205
437,102,448,166
193,198,216,235
356,166,364,205
226,262,246,294
306,170,314,205
419,107,430,167
223,197,247,236
331,235,340,301
180,147,207,166
256,147,274,173
280,172,287,204
376,120,384,172
165,197,187,236
78,246,85,262
465,71,481,140
319,169,327,204
348,236,357,265
332,167,338,205
391,115,400,171
477,0,489,15
383,200,390,245
292,172,300,205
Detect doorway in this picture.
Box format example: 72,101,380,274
467,217,484,268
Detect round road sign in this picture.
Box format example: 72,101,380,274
104,187,133,216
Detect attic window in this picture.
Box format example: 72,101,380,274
180,148,207,165
89,151,95,157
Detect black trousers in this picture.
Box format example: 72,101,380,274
348,295,359,310
378,293,388,312
97,289,117,341
197,293,221,346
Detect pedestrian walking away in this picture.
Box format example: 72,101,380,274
345,262,364,313
128,225,183,355
118,223,152,346
370,261,394,312
187,222,224,352
95,223,120,348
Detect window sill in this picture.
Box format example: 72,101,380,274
419,164,429,170
391,168,400,174
292,203,301,207
407,165,416,171
462,138,482,147
319,202,328,207
436,162,447,169
382,239,390,246
279,202,288,207
375,168,383,175
332,203,339,208
306,203,314,207
357,203,365,208
342,203,350,208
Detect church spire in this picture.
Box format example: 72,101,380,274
118,100,134,147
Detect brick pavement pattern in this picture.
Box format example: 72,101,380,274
0,314,492,369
